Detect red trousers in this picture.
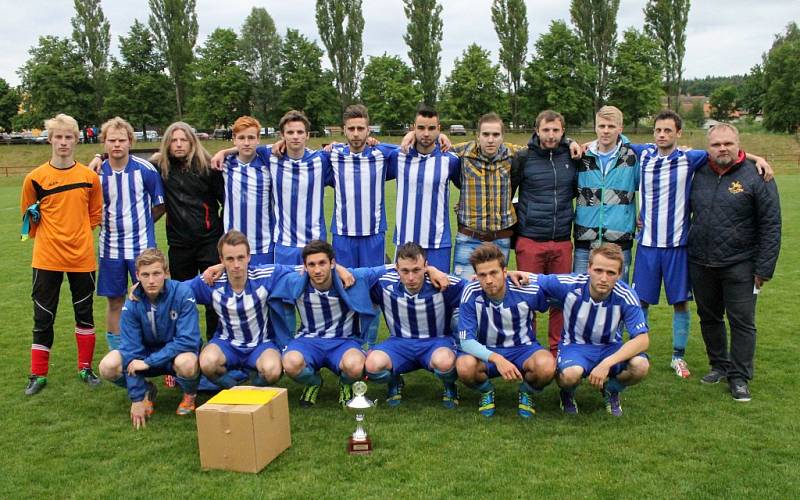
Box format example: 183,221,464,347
515,237,573,356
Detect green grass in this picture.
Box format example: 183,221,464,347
0,139,798,498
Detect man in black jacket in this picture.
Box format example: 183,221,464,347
688,123,781,402
512,110,580,356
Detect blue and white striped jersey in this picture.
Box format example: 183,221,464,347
262,146,333,248
98,155,165,260
223,153,273,254
370,271,465,339
634,144,707,247
189,264,294,348
330,143,398,236
537,273,648,345
457,277,547,348
296,283,358,339
389,145,461,249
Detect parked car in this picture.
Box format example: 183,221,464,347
449,124,467,136
34,131,49,144
197,132,210,140
368,125,381,135
213,128,228,140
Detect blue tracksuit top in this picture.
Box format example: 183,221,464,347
119,280,201,402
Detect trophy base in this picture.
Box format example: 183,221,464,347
348,437,373,455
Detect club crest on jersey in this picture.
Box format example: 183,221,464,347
170,310,178,320
728,181,744,194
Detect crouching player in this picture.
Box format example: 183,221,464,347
98,249,201,429
538,243,649,416
456,243,555,418
365,242,464,408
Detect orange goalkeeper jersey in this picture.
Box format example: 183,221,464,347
20,161,103,272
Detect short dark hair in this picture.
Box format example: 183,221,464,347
343,104,369,125
653,109,683,131
395,242,427,263
535,110,565,130
468,242,506,271
478,112,504,132
278,110,310,133
302,240,335,263
217,230,250,257
416,103,438,119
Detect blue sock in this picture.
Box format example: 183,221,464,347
293,366,322,386
213,372,239,389
434,367,457,385
252,373,277,386
673,310,690,359
339,373,358,385
106,332,120,351
111,375,126,388
176,374,199,395
606,377,626,394
474,379,494,393
366,370,392,384
520,380,541,394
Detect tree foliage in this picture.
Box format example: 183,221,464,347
738,65,765,116
491,0,528,129
71,0,111,124
441,44,505,126
709,84,738,120
644,0,691,110
570,0,619,113
148,0,198,118
0,78,20,132
608,28,663,130
104,20,175,135
17,36,93,128
316,0,364,110
686,98,706,127
239,7,282,124
360,54,422,131
521,21,594,128
762,22,800,133
403,0,443,105
278,29,340,133
188,29,251,129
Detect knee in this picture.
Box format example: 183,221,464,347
627,357,650,381
456,356,479,381
258,360,282,384
174,353,199,377
98,351,122,380
199,348,222,374
282,351,304,376
364,352,389,374
340,352,365,379
533,353,556,377
430,349,456,372
557,367,583,387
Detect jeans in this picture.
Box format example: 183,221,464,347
452,232,511,280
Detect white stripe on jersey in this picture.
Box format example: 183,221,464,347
638,149,693,247
213,285,270,347
380,286,447,339
331,148,386,236
297,290,356,339
271,151,327,247
224,157,272,253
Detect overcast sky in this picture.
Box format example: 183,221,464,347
0,0,796,87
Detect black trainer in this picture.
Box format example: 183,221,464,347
729,379,751,402
25,375,47,396
700,369,726,385
79,367,101,387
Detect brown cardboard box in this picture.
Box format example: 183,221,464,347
196,386,291,473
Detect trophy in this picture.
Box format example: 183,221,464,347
345,381,375,455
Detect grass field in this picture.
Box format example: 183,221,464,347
0,134,798,498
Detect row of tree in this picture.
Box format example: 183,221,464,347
0,0,797,135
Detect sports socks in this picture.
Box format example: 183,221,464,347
176,374,200,395
293,365,322,386
366,369,393,384
434,367,457,385
339,373,358,385
110,375,126,388
106,332,120,351
605,377,626,394
75,326,96,370
30,344,50,377
519,380,541,394
213,372,239,389
474,379,494,393
672,310,690,359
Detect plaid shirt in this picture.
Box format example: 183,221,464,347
451,141,524,232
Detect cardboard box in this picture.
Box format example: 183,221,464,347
196,386,291,473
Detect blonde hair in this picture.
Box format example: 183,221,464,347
44,114,80,138
596,105,623,127
135,248,168,272
100,116,135,144
707,122,739,139
156,121,211,179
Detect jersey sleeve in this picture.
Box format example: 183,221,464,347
118,301,148,402
536,274,570,303
385,148,398,181
143,287,201,368
685,149,708,172
448,155,462,189
88,171,103,228
622,294,649,339
20,172,36,216
457,291,479,343
320,151,335,187
144,166,165,207
185,275,213,306
443,277,467,309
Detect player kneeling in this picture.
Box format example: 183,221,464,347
537,243,650,416
456,243,555,418
98,249,201,429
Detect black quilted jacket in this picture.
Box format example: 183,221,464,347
688,158,781,278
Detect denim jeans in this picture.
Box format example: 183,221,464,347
452,232,511,280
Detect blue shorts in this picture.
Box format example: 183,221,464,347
459,343,544,379
285,336,363,375
557,342,648,377
250,249,275,267
97,257,137,297
396,246,451,273
209,337,279,371
632,245,692,305
332,232,386,268
372,336,456,375
274,244,303,266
